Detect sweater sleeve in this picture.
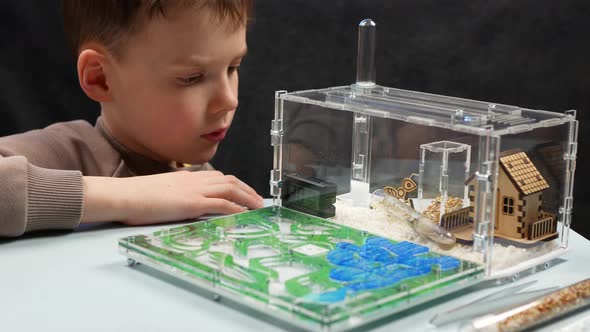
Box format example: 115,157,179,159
0,155,83,237
0,121,102,237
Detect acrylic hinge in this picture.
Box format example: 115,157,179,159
352,113,370,181
269,169,281,198
440,165,449,192
475,171,491,182
270,119,283,147
352,155,366,180
564,142,577,172
560,196,574,227
561,196,574,214
354,114,369,131
472,233,488,253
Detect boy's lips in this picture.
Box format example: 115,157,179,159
201,128,228,142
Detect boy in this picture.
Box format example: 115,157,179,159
0,0,264,237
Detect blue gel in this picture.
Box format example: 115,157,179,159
310,237,462,303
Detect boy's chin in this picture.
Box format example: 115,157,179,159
182,146,219,165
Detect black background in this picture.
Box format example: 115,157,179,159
1,1,589,239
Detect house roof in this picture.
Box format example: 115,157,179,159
499,152,549,195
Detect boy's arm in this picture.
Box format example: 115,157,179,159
0,154,264,237
0,121,264,236
81,171,264,225
0,121,112,237
0,155,83,237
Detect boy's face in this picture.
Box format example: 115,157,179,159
102,8,247,164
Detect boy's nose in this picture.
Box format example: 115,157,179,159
209,76,238,114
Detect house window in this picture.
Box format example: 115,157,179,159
503,196,515,215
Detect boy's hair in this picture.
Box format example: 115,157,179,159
61,0,253,58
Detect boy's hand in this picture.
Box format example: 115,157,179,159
81,171,264,225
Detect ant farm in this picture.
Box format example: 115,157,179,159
119,19,578,331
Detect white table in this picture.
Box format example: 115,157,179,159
2,210,589,332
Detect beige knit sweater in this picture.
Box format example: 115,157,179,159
0,117,211,237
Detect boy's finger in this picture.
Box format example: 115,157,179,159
204,183,264,209
201,198,246,215
200,170,225,178
225,184,264,209
206,175,264,202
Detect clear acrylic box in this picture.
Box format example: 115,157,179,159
119,19,578,331
416,140,471,223
271,83,577,279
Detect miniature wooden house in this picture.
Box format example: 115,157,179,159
465,151,558,243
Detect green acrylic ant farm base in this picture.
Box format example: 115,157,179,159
119,206,483,331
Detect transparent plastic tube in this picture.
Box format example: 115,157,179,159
470,278,590,332
355,18,376,86
371,189,456,250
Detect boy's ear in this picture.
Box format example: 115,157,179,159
77,47,114,103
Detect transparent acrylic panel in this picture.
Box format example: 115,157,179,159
280,100,354,216
483,123,573,277
119,207,483,331
417,141,470,209
367,119,573,278
283,86,572,135
277,87,576,281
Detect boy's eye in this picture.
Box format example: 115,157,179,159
228,66,240,75
177,74,203,86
